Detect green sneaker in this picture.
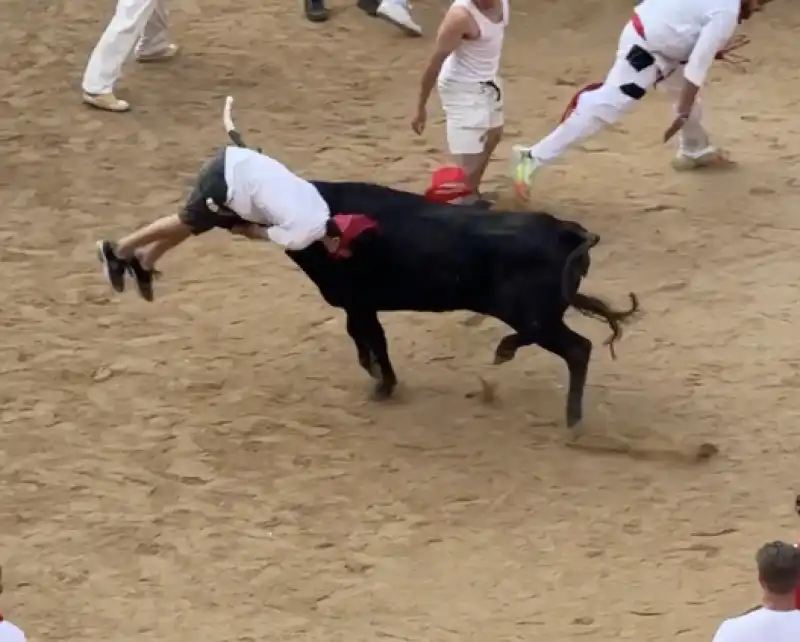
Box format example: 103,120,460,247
510,145,541,201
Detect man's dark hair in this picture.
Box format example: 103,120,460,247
756,541,800,594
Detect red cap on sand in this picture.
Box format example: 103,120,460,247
425,166,472,204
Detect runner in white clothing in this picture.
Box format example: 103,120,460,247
82,0,179,112
710,541,800,642
413,0,508,205
95,99,350,300
511,0,771,200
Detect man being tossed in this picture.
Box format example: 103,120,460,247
512,0,770,200
96,144,344,301
412,0,509,206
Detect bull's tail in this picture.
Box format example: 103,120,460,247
571,292,639,360
561,229,599,302
222,96,261,151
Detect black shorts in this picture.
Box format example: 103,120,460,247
179,147,243,235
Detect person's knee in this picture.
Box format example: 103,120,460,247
485,125,503,148
446,125,486,157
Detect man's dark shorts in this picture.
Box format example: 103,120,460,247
179,147,243,235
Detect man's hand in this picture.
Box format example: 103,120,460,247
231,223,269,240
663,114,689,143
413,7,470,136
411,106,427,135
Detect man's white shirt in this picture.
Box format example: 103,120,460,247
711,607,800,642
634,0,740,85
223,146,330,251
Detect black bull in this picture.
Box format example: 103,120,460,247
285,180,639,429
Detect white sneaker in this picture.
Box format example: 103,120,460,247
671,146,736,171
376,0,422,36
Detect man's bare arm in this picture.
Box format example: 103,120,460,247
416,8,471,112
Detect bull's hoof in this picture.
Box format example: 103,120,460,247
372,379,396,400
566,411,584,434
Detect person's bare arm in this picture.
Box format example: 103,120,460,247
679,9,739,113
416,7,471,113
664,8,738,142
231,222,270,240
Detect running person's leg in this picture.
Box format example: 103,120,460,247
97,147,236,300
658,69,733,171
438,79,504,204
511,22,667,200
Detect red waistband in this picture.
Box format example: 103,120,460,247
631,11,645,39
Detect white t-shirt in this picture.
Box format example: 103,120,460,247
634,0,740,86
0,619,26,642
711,608,800,642
223,146,330,251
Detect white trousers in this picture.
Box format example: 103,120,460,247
530,23,710,164
82,0,170,94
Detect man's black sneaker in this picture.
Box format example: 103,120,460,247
127,255,155,302
305,0,330,22
96,240,127,293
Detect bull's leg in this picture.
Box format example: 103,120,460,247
494,319,591,429
346,309,398,399
346,310,377,376
534,321,592,429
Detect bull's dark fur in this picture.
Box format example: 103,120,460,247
223,118,638,429
286,180,639,429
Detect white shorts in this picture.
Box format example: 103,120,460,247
437,78,504,155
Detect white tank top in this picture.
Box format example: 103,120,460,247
438,0,509,84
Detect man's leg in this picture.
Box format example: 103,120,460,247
439,82,498,205
511,24,661,199
125,231,190,301
97,214,191,297
658,69,733,171
135,0,178,61
82,0,160,112
469,83,505,203
97,149,228,299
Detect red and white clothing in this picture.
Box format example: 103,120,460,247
437,0,509,155
524,0,740,164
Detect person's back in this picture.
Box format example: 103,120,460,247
634,0,740,62
0,619,26,642
713,608,800,642
711,541,800,642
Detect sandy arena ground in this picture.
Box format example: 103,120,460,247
1,0,799,640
